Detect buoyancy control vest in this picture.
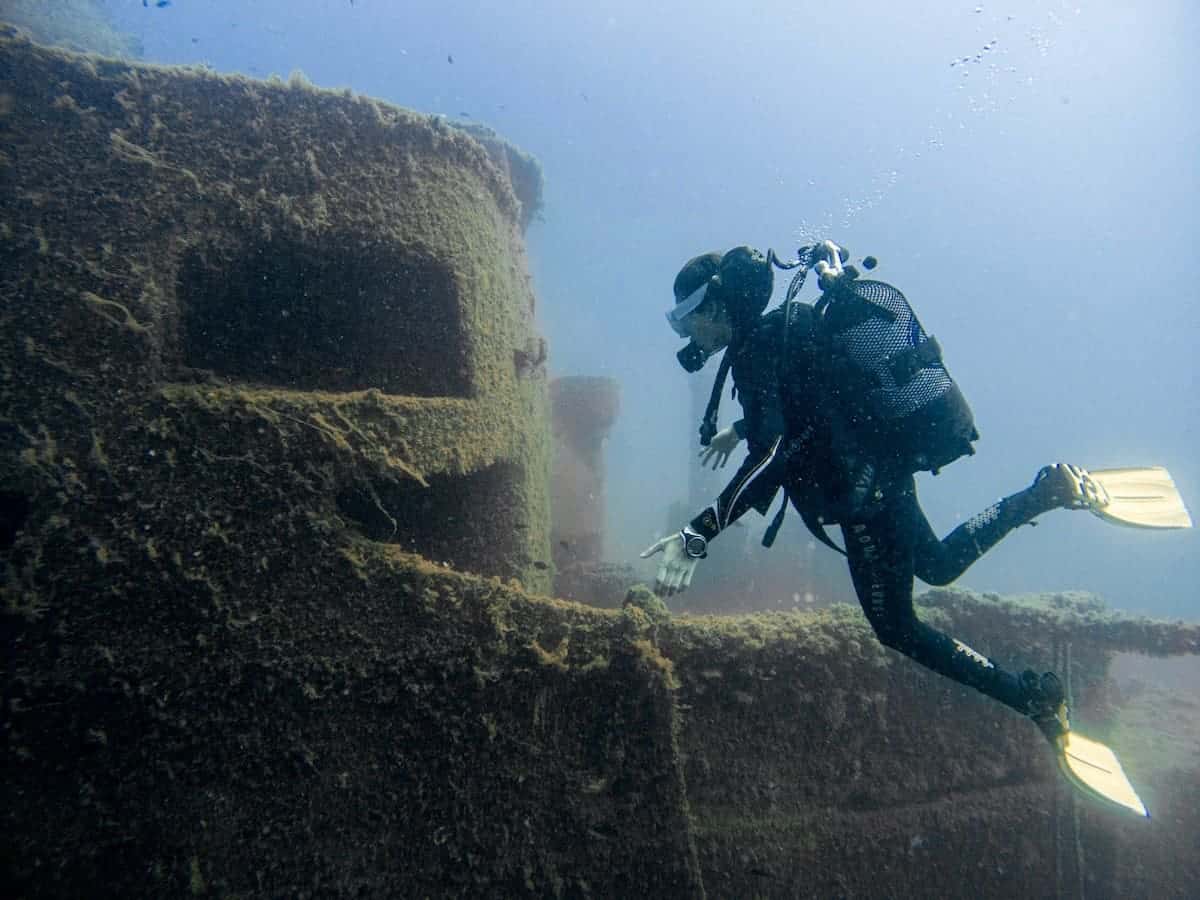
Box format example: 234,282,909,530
812,276,978,478
773,249,979,547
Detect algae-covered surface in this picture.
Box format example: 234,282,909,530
0,24,552,591
1107,654,1200,782
2,28,1197,899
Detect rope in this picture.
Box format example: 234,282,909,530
1053,637,1086,900
1066,640,1085,900
1054,637,1064,899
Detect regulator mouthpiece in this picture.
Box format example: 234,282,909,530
676,342,710,373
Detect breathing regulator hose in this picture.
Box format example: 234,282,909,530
697,241,878,447
770,240,878,302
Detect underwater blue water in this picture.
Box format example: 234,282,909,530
103,0,1198,618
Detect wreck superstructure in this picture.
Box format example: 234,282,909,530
1,30,1197,898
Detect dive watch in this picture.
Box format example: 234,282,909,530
680,526,708,560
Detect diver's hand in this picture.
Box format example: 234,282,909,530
640,532,699,596
699,426,741,469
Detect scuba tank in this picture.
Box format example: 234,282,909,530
785,241,979,483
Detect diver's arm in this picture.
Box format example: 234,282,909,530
692,314,789,535
647,313,788,594
689,434,787,541
644,435,787,596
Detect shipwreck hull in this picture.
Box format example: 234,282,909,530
1,31,1197,898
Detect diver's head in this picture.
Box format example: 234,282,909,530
668,252,727,369
667,247,773,369
673,294,732,355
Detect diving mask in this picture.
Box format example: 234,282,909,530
665,281,709,338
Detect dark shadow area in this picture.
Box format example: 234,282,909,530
0,491,30,552
338,462,529,580
178,235,469,396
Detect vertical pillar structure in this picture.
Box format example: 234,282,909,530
550,375,620,572
0,27,553,594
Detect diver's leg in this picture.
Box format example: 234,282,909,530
843,492,1029,712
915,464,1082,586
910,498,962,586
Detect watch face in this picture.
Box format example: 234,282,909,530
685,535,706,558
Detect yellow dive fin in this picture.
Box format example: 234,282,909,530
1081,466,1193,530
1054,730,1149,818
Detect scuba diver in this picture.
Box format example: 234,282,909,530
642,241,1191,816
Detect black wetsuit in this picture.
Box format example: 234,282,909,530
689,301,1054,714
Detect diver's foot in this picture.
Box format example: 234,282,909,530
1021,669,1070,745
1029,463,1094,513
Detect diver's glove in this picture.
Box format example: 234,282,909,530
640,525,708,596
699,425,742,469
